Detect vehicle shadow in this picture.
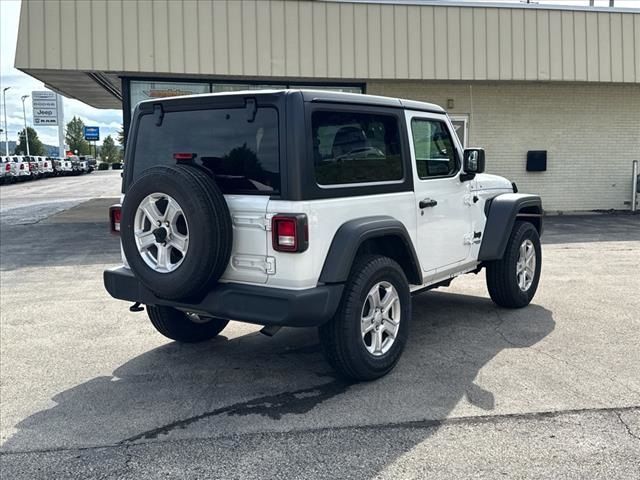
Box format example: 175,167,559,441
2,291,555,478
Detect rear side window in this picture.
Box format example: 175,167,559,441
132,107,279,194
312,111,403,186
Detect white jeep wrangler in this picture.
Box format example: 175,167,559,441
105,90,542,381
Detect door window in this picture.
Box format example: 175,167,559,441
411,119,459,179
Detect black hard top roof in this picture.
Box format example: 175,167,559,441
136,89,446,115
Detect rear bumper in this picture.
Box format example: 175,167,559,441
104,267,343,328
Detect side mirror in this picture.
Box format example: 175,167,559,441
463,148,485,174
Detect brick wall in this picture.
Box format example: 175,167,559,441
367,80,640,212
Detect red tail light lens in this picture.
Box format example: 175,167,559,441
109,204,122,235
272,214,308,253
44,162,48,167
5,164,10,171
173,152,196,161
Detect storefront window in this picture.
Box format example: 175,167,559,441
129,81,210,113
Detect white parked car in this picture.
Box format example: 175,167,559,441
53,157,73,175
1,156,18,184
12,156,33,181
105,90,543,381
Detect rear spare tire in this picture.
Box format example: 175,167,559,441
121,165,232,300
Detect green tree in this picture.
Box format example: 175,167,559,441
116,125,125,147
14,127,45,156
65,116,91,155
100,135,120,163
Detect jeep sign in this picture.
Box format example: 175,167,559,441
32,91,59,126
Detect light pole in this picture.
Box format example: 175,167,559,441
20,95,30,156
2,86,10,156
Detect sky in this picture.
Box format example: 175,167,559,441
0,0,122,147
1,0,638,148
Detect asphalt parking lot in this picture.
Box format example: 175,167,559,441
1,172,639,479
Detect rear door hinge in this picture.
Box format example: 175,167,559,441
463,231,482,244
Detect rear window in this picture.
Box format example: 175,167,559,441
312,110,403,186
132,107,280,194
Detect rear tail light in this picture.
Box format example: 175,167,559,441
271,214,308,253
109,204,122,235
5,164,10,171
20,164,24,170
44,162,48,167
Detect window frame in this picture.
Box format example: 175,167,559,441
409,116,462,181
300,102,414,200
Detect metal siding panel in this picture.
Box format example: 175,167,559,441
152,0,169,73
44,0,61,69
137,0,154,72
312,1,328,77
636,15,640,82
586,13,599,81
76,0,92,69
598,13,611,82
107,0,123,70
447,7,461,79
28,0,45,68
434,7,447,79
395,6,409,79
511,9,525,80
486,8,500,80
326,3,341,77
270,0,286,77
298,1,314,77
460,8,474,80
15,0,31,68
284,0,300,76
561,11,575,81
610,14,624,82
524,10,537,80
197,0,214,75
354,3,369,78
407,6,422,79
257,0,272,76
183,0,200,74
91,0,109,70
499,9,512,80
368,4,382,78
573,12,587,81
421,7,435,79
473,8,486,80
168,1,185,73
537,10,550,80
381,5,395,78
242,0,258,76
227,0,243,75
213,0,229,74
621,14,635,82
340,3,355,78
549,11,562,80
122,0,139,71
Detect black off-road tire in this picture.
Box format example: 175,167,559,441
147,305,229,343
485,221,542,308
319,255,411,381
121,165,232,300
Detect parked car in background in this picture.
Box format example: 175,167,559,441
67,156,81,175
80,155,96,172
12,156,32,181
53,158,73,175
41,156,54,177
111,162,123,170
1,156,18,184
25,156,40,178
78,159,89,173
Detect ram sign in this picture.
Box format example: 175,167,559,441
32,91,60,126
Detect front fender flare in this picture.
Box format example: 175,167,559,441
478,193,543,261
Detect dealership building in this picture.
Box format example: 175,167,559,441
15,0,640,211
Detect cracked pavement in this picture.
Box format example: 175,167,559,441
1,174,639,478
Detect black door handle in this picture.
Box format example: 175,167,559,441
419,198,438,208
